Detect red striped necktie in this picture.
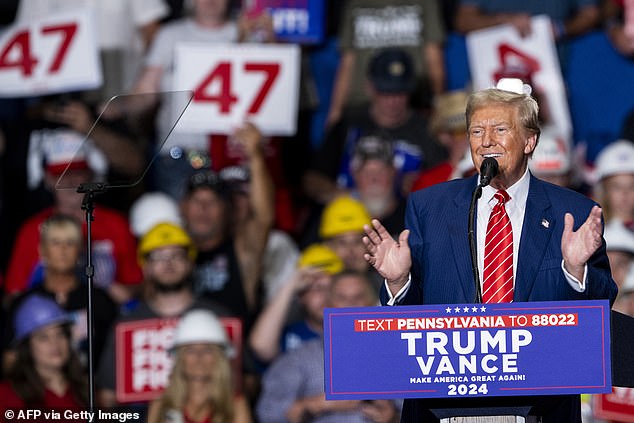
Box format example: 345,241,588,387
482,190,514,303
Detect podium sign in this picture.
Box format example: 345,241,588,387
324,300,611,400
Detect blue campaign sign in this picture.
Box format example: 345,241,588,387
264,0,324,44
324,300,612,400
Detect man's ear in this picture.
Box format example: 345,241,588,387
524,133,538,155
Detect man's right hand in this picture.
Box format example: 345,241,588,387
363,219,411,293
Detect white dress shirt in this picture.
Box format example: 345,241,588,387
386,170,587,305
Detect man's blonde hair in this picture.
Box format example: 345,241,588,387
466,88,541,142
39,214,81,246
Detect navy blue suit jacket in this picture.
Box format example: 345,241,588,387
381,174,618,422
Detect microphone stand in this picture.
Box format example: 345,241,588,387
468,183,484,303
77,181,109,415
469,158,498,303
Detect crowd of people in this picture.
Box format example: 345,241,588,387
1,0,634,422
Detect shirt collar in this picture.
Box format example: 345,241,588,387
481,168,530,208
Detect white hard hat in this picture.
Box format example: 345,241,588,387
171,309,233,356
594,140,634,181
129,192,183,238
604,220,634,254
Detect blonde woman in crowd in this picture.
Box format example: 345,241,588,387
593,139,634,224
147,309,251,423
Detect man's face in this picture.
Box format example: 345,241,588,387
144,245,192,288
325,232,368,272
50,168,93,217
329,274,375,308
194,0,229,20
468,104,537,189
298,272,331,324
353,160,396,214
181,188,226,244
371,90,410,126
39,226,81,274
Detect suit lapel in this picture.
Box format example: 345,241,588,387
448,176,479,302
514,176,555,301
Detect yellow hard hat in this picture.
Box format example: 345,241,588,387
319,196,371,239
297,244,344,275
138,222,196,264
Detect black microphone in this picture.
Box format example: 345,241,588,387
479,157,499,187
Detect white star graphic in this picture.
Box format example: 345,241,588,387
472,306,479,312
463,306,470,312
446,307,452,313
480,306,486,312
454,307,461,313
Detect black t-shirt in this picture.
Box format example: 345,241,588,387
193,240,258,330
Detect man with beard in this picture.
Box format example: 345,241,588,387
349,136,406,238
95,222,230,409
180,122,275,332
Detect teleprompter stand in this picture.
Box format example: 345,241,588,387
54,91,193,420
76,182,108,413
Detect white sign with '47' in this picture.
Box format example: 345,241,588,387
173,43,300,136
466,15,572,141
0,10,102,98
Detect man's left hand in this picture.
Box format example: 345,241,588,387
561,205,603,281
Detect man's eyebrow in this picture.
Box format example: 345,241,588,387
469,120,510,127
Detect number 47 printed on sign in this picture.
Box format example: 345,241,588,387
0,10,102,98
173,43,301,136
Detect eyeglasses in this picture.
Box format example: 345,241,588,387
146,249,188,263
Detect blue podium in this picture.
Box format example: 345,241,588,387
324,300,631,421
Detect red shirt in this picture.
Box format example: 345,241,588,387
0,382,83,422
184,410,212,423
4,206,142,294
411,162,454,192
209,134,296,233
